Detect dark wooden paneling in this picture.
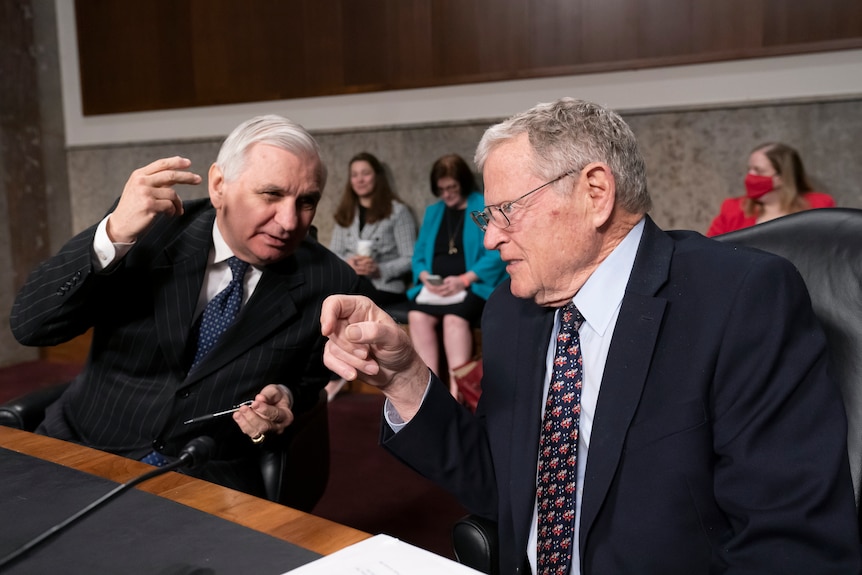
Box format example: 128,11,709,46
765,0,862,46
690,1,763,56
527,0,584,70
75,0,196,115
73,0,862,116
579,0,640,65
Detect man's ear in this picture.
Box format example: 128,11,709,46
583,162,615,227
208,163,224,208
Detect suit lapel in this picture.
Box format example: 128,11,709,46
509,300,556,550
360,217,380,240
184,257,304,382
151,208,305,381
578,217,674,545
152,211,215,372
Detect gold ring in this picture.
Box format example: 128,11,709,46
251,434,265,445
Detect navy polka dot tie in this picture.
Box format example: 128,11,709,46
191,256,249,369
537,302,584,575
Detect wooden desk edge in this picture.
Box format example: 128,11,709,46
0,426,370,555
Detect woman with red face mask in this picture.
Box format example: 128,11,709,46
706,142,835,237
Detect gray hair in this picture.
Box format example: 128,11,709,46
475,98,650,214
216,114,327,189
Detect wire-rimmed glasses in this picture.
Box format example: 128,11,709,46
470,171,575,231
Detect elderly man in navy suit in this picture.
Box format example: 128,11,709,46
12,115,357,498
321,98,861,574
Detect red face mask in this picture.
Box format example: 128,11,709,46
744,174,774,199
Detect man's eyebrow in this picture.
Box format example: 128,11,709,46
257,184,287,194
299,190,322,202
256,184,321,199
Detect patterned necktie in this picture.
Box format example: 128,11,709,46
537,302,584,575
191,256,249,368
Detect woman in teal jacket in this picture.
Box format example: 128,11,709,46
408,154,508,397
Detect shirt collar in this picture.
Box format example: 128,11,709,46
572,218,644,336
211,220,235,264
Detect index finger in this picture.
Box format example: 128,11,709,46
252,384,286,406
141,156,193,175
320,294,376,336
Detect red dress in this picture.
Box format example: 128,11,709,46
706,192,835,237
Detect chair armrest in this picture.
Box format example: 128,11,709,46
452,514,500,575
0,382,70,431
259,388,329,510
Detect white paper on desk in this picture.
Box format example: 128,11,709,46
414,285,468,305
283,533,484,575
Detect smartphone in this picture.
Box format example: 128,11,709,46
426,274,443,286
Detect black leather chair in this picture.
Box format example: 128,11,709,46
0,382,330,512
715,208,862,512
451,208,862,573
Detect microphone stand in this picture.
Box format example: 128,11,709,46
0,437,214,569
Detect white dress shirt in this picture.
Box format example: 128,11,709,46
93,214,263,322
527,218,643,575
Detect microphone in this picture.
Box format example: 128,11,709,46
0,436,216,569
175,435,216,469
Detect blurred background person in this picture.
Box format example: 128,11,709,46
407,154,507,397
328,152,416,399
707,142,835,236
330,152,416,304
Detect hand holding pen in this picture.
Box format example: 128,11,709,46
183,400,253,425
182,385,294,446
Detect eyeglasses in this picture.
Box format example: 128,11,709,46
437,183,461,195
470,171,575,231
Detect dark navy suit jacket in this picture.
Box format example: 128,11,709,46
11,199,358,496
384,216,861,574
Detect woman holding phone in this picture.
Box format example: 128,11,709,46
408,154,508,397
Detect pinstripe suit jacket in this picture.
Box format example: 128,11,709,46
10,199,358,496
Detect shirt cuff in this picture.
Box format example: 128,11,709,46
93,214,135,271
383,371,433,433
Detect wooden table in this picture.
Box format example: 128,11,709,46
0,426,370,556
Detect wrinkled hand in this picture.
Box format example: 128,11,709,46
321,295,429,420
107,156,202,243
232,384,294,440
347,255,380,278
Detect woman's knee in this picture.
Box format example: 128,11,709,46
408,310,438,332
442,314,471,332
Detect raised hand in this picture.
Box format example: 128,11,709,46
107,156,202,243
321,295,429,420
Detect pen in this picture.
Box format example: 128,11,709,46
183,400,254,425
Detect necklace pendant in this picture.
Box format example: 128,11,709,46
448,239,458,255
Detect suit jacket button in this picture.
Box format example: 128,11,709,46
152,438,166,451
177,390,190,399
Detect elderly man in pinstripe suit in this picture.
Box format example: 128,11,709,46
11,115,358,497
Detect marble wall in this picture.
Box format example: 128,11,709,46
65,97,862,250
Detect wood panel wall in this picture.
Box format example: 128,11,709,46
75,0,862,116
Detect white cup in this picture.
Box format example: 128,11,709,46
356,239,373,257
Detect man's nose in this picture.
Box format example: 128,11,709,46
274,201,298,231
483,223,503,251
